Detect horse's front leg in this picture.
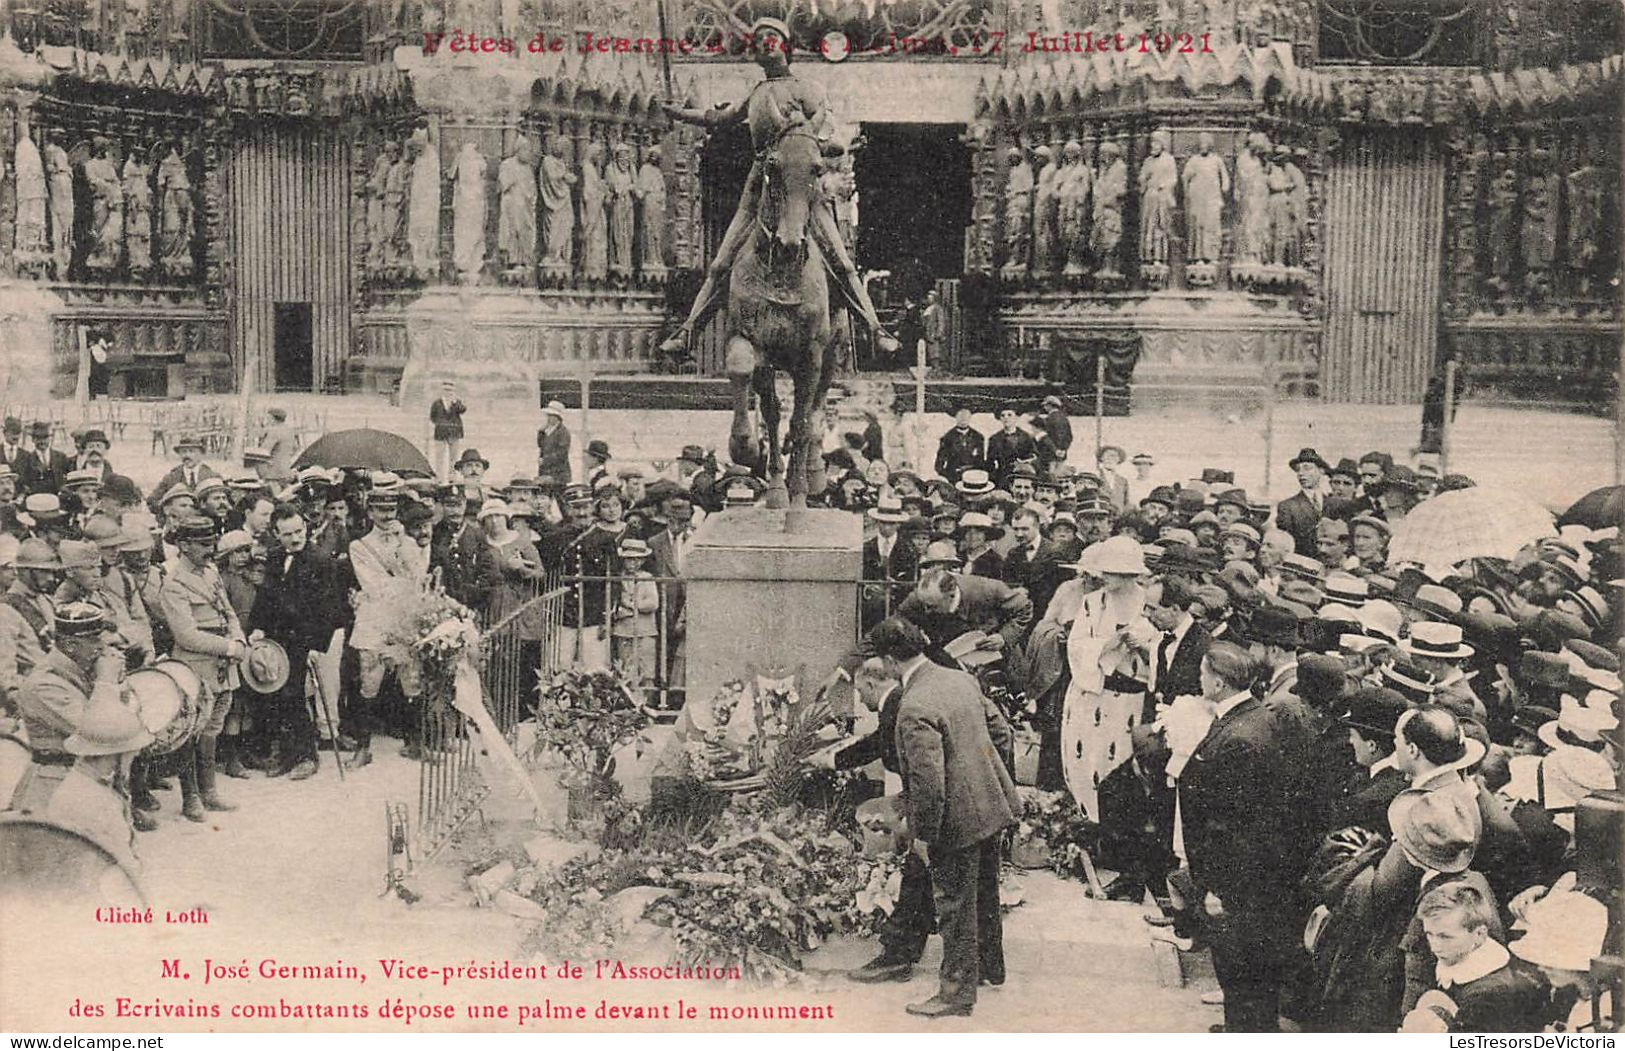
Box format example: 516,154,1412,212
725,334,759,469
754,365,784,484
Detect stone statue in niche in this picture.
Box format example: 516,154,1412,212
1090,139,1125,277
1485,154,1519,292
1181,131,1229,265
366,140,397,270
605,142,636,280
45,135,75,273
1030,144,1058,276
1000,146,1033,278
632,145,668,278
386,139,413,267
157,144,194,277
1233,131,1270,267
1267,143,1306,268
1522,152,1557,297
538,136,576,278
577,140,608,281
1565,138,1606,295
122,149,153,272
497,136,537,273
12,130,48,264
406,128,441,278
1137,128,1177,271
1057,139,1091,277
84,138,126,271
450,141,488,284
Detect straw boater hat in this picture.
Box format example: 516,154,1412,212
1356,599,1404,644
64,467,101,490
193,476,228,502
1379,660,1437,704
918,540,962,570
1323,572,1369,604
868,494,908,524
1400,621,1474,661
1537,696,1617,753
617,537,652,560
955,469,995,497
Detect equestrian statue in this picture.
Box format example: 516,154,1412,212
662,19,899,508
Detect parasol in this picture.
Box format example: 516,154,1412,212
1387,487,1557,567
292,428,434,478
1556,485,1622,531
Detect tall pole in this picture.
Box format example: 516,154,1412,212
915,336,926,416
578,364,592,484
1093,353,1105,456
1440,357,1458,477
1262,356,1276,501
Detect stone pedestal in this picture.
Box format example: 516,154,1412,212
684,507,862,714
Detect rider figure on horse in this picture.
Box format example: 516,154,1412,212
659,18,899,359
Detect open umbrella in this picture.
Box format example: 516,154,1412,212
1388,487,1557,567
1556,486,1623,531
292,428,434,478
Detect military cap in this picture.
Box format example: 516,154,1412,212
158,483,195,508
54,601,112,637
171,516,221,543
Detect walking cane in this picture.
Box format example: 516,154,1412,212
306,652,346,781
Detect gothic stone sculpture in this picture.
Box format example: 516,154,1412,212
450,140,488,284
1000,146,1033,279
633,145,668,279
538,136,577,278
497,136,538,274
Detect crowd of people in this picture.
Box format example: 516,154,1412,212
0,391,1619,1033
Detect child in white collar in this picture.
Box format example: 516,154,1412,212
1401,881,1549,1033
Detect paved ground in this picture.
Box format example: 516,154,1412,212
72,390,1620,516
0,729,1215,1033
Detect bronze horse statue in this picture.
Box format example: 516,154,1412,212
725,129,843,509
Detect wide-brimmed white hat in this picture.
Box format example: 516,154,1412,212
1400,621,1474,661
1076,535,1148,576
1510,891,1608,971
1537,697,1617,753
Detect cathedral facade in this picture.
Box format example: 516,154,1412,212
0,0,1616,406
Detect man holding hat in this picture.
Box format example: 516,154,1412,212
1278,448,1330,557
10,601,125,814
0,538,60,707
158,516,247,820
20,421,71,496
148,438,216,518
428,381,468,478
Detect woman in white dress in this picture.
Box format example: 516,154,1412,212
1059,534,1157,820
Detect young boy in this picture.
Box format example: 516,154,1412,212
1402,882,1549,1033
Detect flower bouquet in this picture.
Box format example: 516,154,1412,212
684,680,754,783
1014,787,1098,876
376,585,479,712
532,669,651,827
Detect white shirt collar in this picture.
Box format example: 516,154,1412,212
1435,938,1509,989
1213,689,1252,720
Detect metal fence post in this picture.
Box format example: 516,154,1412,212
1441,357,1458,477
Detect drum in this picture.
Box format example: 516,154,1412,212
0,814,146,908
129,660,203,756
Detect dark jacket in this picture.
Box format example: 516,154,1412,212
19,447,72,496
429,398,467,442
1151,619,1211,708
536,423,572,485
894,660,1020,849
986,429,1036,483
887,573,1032,656
836,684,902,773
251,547,343,653
1276,490,1324,558
1179,694,1313,905
1433,955,1551,1033
147,462,220,513
1327,762,1408,837
1036,408,1072,460
964,546,1004,582
934,425,985,483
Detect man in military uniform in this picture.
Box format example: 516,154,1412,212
431,482,490,611
55,537,150,667
0,538,59,709
157,516,246,821
658,18,897,359
49,659,157,874
347,487,422,767
10,601,125,815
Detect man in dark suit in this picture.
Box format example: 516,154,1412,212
19,421,72,496
252,504,346,778
1275,447,1329,557
1000,507,1044,593
984,406,1036,484
536,401,573,485
72,429,141,510
874,617,1019,1018
1324,686,1411,836
933,406,985,484
645,490,694,699
428,381,468,478
820,658,939,983
1149,578,1214,711
1179,641,1314,1032
0,417,27,477
146,433,218,514
861,496,912,630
